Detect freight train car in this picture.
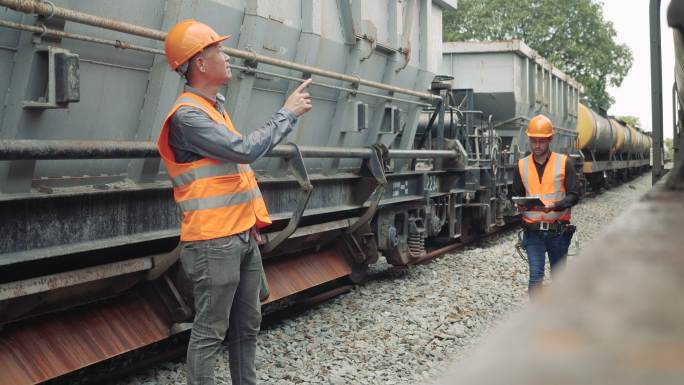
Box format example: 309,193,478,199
0,1,514,383
577,104,652,187
441,41,582,160
440,40,652,192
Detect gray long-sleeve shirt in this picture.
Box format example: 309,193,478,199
169,85,297,164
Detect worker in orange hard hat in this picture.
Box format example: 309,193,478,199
158,19,312,385
512,114,580,296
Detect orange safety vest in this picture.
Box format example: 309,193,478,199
517,152,572,224
157,92,271,241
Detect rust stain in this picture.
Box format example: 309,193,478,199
261,248,352,304
0,291,173,384
0,249,352,383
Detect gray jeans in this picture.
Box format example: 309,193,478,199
180,231,263,385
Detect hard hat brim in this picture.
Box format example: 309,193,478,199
215,35,231,44
526,131,554,138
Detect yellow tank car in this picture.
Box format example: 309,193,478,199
609,118,625,153
577,103,615,154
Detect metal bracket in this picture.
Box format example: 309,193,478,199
145,246,181,281
243,47,259,69
163,275,193,322
261,142,312,254
348,144,387,234
360,37,376,62
349,73,361,97
395,46,411,73
23,46,80,109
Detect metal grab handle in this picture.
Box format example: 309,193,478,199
260,143,312,254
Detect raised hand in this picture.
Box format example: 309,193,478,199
284,78,313,117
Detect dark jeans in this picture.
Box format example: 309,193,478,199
179,231,263,385
522,229,572,291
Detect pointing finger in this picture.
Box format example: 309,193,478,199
295,78,313,93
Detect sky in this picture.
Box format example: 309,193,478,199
602,0,676,139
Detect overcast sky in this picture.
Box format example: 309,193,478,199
602,0,676,138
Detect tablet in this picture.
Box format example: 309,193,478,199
512,196,544,207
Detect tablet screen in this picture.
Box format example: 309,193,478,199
512,196,544,207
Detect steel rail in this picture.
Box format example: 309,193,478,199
0,20,432,106
0,0,440,102
410,222,521,265
0,140,459,160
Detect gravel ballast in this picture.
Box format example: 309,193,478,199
115,172,653,385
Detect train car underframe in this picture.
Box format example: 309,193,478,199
582,150,652,189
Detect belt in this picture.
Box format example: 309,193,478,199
523,221,570,232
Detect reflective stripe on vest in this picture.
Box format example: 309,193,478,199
171,162,240,188
517,152,571,224
157,92,272,241
178,186,262,212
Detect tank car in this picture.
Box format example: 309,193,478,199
576,104,652,187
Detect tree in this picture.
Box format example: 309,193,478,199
443,0,633,110
664,138,674,161
617,115,641,128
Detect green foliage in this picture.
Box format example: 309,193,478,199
443,0,633,110
617,115,641,128
664,137,674,161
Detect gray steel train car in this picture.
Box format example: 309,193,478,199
0,1,515,383
439,40,583,192
440,39,652,191
441,40,582,158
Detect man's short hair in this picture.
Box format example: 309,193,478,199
175,50,204,80
176,61,190,79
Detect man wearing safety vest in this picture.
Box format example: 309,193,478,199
512,115,579,295
158,20,312,385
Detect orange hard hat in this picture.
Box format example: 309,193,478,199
164,20,230,71
526,115,554,138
